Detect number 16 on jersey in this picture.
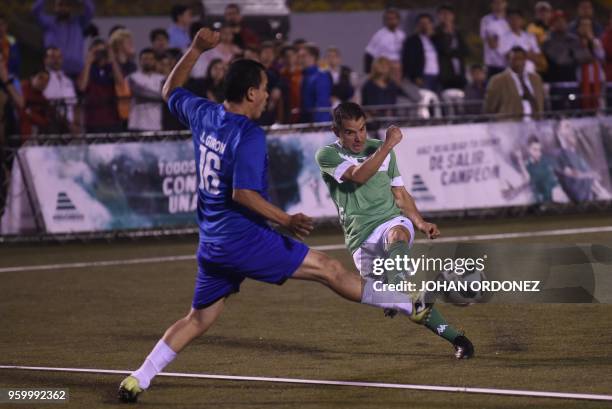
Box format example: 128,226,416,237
199,145,221,195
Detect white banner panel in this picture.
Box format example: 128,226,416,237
396,122,530,211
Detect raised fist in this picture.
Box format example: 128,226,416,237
384,125,403,148
191,28,220,53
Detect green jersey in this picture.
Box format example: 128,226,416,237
316,139,404,254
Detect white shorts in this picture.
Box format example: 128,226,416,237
352,216,415,277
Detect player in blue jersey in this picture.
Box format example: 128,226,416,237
118,29,448,403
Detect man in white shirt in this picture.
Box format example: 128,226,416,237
364,8,405,83
127,48,165,131
480,0,510,79
43,46,78,132
499,9,546,74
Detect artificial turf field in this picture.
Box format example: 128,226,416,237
1,213,612,408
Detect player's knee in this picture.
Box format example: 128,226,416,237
186,310,209,332
387,226,410,244
321,257,349,286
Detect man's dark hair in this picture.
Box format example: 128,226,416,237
224,59,266,103
280,45,296,58
304,43,320,60
437,4,454,13
261,41,275,51
509,45,527,55
469,63,484,71
326,46,340,55
333,102,366,130
171,5,189,22
415,13,434,23
226,3,240,12
527,135,540,145
507,8,524,18
384,7,401,19
89,37,106,50
32,68,50,78
149,28,169,43
45,45,61,53
292,38,307,47
139,47,156,58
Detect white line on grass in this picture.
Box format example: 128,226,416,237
0,365,610,402
3,225,612,273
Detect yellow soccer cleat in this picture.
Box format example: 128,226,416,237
408,293,432,325
118,375,143,403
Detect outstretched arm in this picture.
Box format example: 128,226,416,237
392,186,440,239
162,28,219,101
233,189,313,239
341,125,403,184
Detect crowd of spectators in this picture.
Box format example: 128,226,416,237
1,0,612,143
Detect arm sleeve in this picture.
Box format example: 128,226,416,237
388,150,404,187
316,146,353,184
79,0,95,27
593,39,605,61
32,0,53,29
167,87,214,128
479,16,488,39
8,42,20,76
313,73,332,122
365,30,381,56
529,34,541,53
497,34,511,57
128,76,163,101
483,78,501,114
233,128,267,191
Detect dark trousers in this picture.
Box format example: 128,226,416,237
422,75,441,94
549,84,580,111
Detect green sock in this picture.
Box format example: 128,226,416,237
386,241,411,285
424,306,461,343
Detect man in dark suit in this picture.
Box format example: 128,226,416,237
484,46,544,119
432,4,469,90
401,13,441,92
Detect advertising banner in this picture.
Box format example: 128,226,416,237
396,117,612,211
4,117,612,235
10,132,338,234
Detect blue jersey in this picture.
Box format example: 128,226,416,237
168,88,269,243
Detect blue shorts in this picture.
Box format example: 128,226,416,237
192,227,309,309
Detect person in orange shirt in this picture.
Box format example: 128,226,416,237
279,45,302,124
19,70,62,137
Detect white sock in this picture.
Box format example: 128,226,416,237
360,278,413,315
132,339,177,389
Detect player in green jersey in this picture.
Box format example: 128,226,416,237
316,102,474,359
